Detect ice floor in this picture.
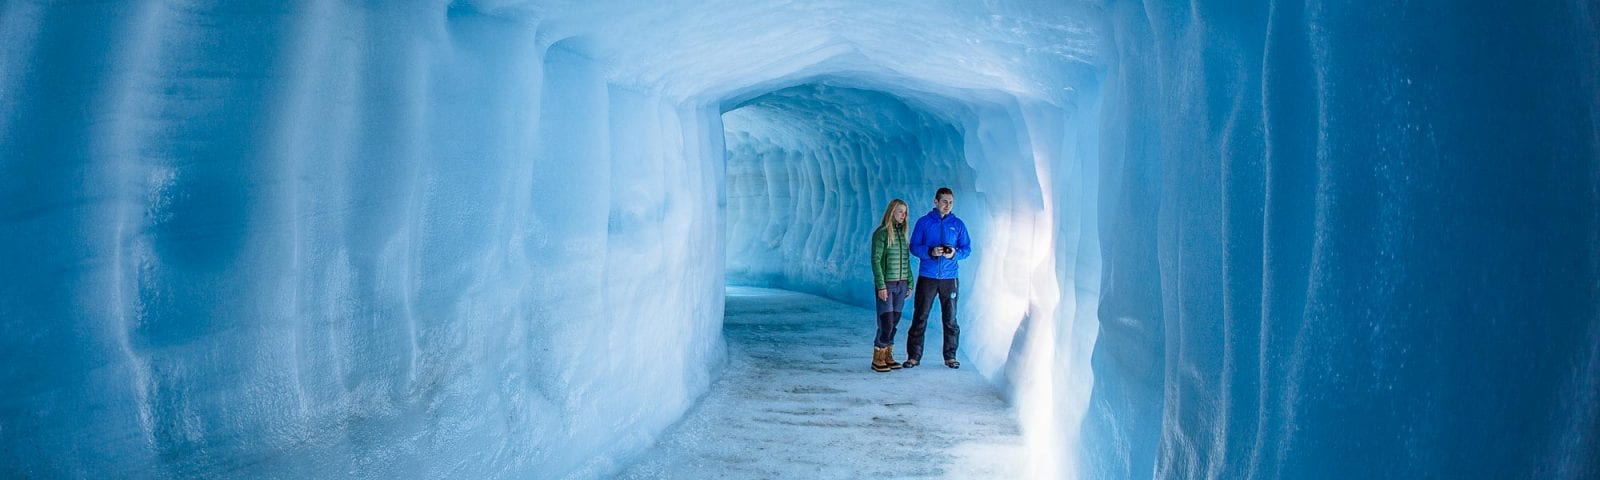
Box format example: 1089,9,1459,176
614,286,1025,479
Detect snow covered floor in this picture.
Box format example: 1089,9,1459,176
615,286,1025,479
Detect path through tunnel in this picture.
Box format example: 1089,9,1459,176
709,77,1103,478
616,287,1029,478
658,81,1052,476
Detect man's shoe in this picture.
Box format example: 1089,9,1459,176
872,348,891,373
902,358,919,369
885,345,902,369
945,359,960,369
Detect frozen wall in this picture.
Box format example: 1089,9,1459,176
0,2,725,478
1086,0,1600,478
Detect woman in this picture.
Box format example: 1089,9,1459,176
870,199,914,372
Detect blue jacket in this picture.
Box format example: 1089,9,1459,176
909,209,971,279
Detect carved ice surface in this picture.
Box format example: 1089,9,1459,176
1,0,1594,478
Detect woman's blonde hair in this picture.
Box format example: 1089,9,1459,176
878,199,910,245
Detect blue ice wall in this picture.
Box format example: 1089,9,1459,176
0,3,726,478
1086,0,1600,478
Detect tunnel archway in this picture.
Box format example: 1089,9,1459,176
709,73,1107,478
720,82,974,306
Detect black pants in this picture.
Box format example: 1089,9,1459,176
906,276,958,362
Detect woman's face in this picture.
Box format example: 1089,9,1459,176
893,204,908,223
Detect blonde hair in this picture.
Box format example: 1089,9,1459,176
878,199,910,246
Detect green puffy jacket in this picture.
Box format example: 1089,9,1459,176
871,224,914,290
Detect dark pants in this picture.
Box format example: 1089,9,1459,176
907,276,958,362
873,280,908,348
874,312,901,348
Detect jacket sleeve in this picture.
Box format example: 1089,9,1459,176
906,256,916,291
953,218,973,261
870,228,887,290
909,217,935,260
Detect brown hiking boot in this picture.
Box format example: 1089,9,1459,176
884,345,902,369
871,347,891,372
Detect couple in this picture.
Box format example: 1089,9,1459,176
870,187,970,372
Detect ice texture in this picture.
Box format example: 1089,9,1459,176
1086,1,1600,478
1,0,1596,478
0,3,730,477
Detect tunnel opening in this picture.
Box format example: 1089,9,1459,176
709,78,1107,478
719,82,971,308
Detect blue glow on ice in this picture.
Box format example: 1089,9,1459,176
1,0,1595,478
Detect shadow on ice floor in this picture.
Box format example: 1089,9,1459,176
615,286,1025,479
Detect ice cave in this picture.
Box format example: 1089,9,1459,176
1,0,1596,478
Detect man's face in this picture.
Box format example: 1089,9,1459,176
935,193,954,216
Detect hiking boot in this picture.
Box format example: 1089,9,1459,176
884,345,902,369
902,358,919,369
945,358,960,369
872,347,891,372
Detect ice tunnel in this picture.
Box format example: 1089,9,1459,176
1,0,1596,478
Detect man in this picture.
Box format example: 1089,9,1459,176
905,187,971,369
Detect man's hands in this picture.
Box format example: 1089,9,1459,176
930,245,955,259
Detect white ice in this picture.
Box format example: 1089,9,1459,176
617,287,1027,479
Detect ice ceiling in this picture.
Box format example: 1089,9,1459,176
517,0,1105,106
